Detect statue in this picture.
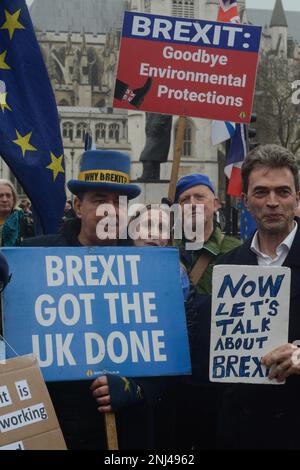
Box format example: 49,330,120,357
72,49,81,83
138,113,173,182
48,53,59,84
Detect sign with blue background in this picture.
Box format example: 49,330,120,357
2,247,191,382
122,11,262,52
210,265,290,384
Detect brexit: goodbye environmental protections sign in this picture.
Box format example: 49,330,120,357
2,247,191,382
113,11,262,123
210,265,290,384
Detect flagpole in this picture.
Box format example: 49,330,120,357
168,116,186,203
225,139,232,235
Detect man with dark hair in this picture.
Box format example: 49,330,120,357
22,150,169,450
241,143,299,193
215,143,300,449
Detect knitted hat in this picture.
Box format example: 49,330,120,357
175,174,215,202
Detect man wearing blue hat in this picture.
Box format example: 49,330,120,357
22,150,168,450
174,173,240,450
24,150,140,248
175,173,240,295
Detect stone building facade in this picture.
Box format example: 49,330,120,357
3,0,299,201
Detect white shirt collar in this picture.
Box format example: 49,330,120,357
251,221,298,265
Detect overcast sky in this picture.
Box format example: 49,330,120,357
26,0,300,12
247,0,299,9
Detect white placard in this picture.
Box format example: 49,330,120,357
210,265,290,384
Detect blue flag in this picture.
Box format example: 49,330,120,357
0,0,66,234
240,200,256,241
84,129,93,151
84,127,96,151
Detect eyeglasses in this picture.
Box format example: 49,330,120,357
0,273,12,294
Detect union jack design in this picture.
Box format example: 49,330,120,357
123,88,136,103
217,0,240,24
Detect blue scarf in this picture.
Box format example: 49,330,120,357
2,210,24,246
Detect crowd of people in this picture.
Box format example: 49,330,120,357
1,143,300,450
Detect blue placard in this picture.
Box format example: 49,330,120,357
122,11,262,52
2,247,191,382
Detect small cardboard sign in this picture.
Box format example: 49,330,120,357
113,11,262,123
210,265,290,384
0,354,66,450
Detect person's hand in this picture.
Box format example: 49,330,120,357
261,343,300,382
90,375,112,413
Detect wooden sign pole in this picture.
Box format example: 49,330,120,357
103,117,186,450
104,412,119,450
168,116,186,203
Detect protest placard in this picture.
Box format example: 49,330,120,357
0,354,66,450
2,247,191,382
113,11,262,123
210,265,290,384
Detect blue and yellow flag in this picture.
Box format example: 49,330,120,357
240,200,256,241
0,0,66,233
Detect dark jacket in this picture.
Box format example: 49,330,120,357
172,226,240,449
22,218,173,450
214,218,300,449
22,218,89,248
2,209,33,246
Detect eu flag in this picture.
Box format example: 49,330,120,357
0,0,66,233
240,200,256,241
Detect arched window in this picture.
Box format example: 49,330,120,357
175,119,194,158
172,0,195,18
108,123,120,143
95,122,106,141
62,122,74,140
58,99,70,106
76,122,87,141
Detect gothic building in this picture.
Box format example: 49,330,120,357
3,0,299,200
248,0,300,154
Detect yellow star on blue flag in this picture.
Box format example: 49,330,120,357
0,50,10,70
0,0,66,233
1,9,25,40
240,201,256,241
47,152,65,181
121,377,130,393
0,79,11,112
13,130,37,157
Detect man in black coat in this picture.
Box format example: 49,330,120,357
215,144,300,449
22,149,171,450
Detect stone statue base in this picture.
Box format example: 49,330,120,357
129,181,170,209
